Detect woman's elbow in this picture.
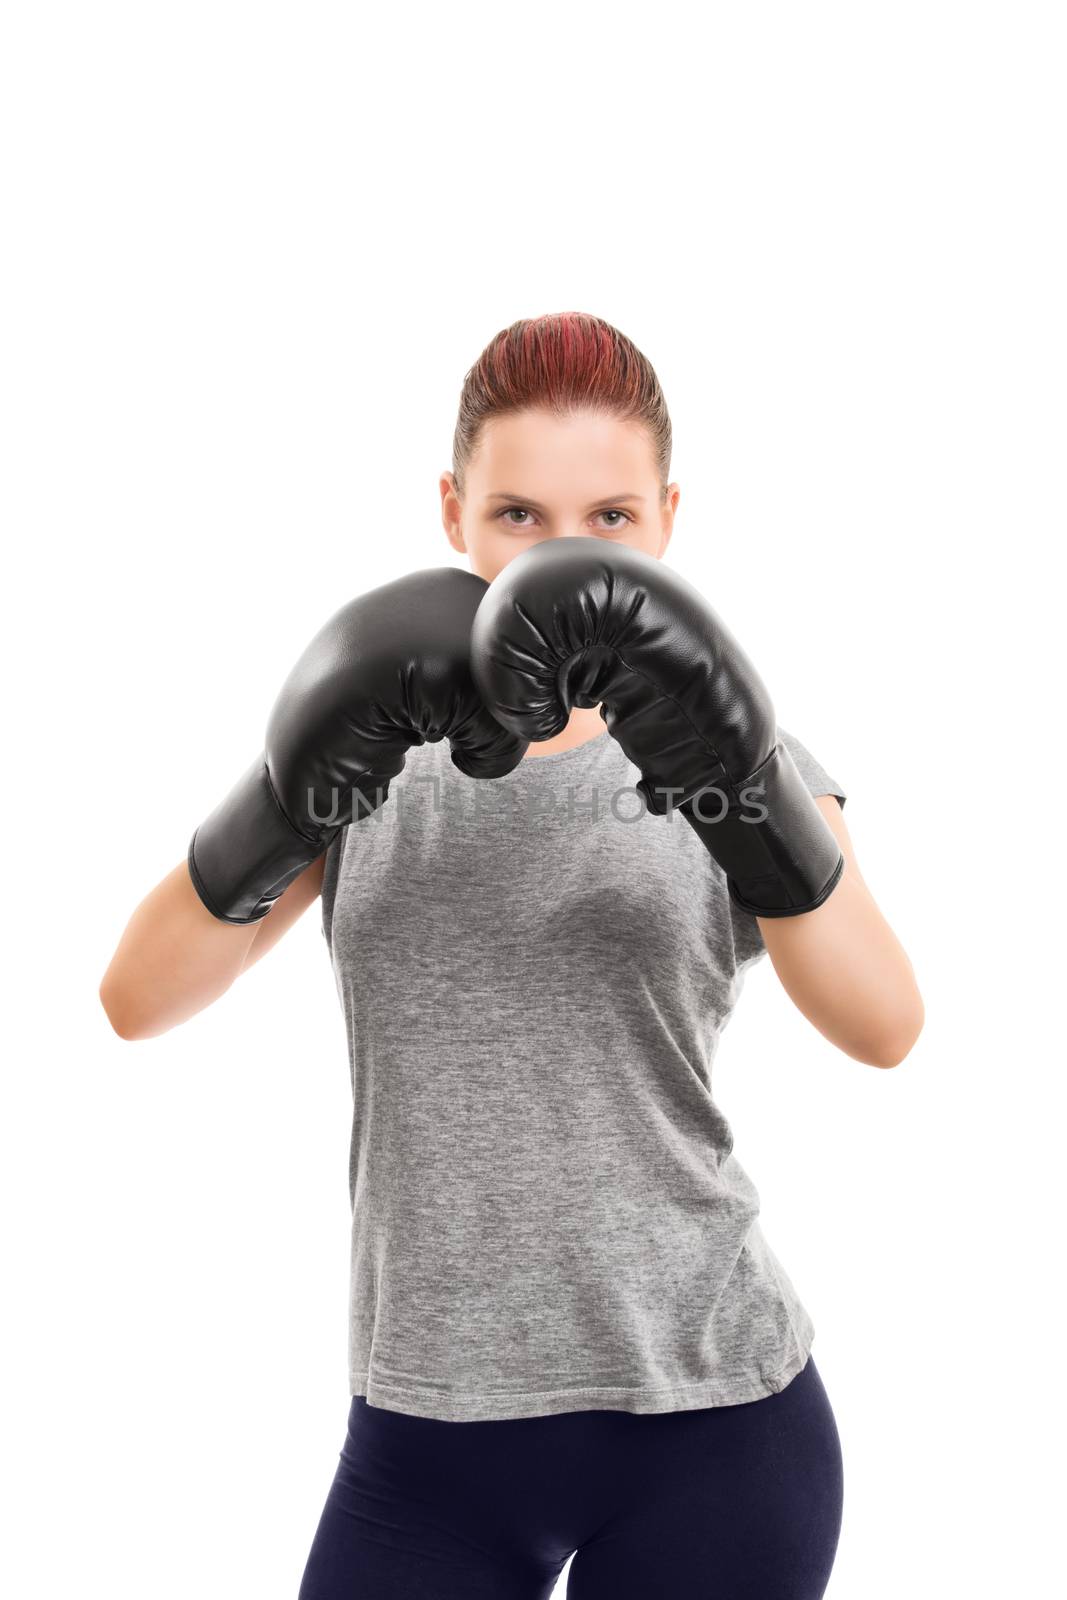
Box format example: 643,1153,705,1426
859,991,925,1069
99,975,151,1041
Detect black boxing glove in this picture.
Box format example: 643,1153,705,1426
188,567,528,923
469,537,843,917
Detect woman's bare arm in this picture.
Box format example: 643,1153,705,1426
758,796,924,1068
99,855,326,1041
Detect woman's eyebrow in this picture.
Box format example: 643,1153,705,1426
486,492,647,509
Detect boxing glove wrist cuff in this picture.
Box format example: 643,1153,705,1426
187,757,328,925
677,740,844,918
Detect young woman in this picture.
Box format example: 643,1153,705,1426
100,312,923,1599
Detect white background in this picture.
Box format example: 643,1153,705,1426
2,3,1063,1595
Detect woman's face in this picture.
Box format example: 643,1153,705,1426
441,408,680,584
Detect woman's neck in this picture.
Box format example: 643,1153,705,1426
522,703,606,757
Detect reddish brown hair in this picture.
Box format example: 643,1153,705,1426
451,311,672,501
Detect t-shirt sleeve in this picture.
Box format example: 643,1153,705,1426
320,831,345,958
777,727,846,812
727,726,848,968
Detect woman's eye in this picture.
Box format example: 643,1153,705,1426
495,507,633,529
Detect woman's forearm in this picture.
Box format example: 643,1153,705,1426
758,796,924,1068
99,861,259,1039
98,855,324,1041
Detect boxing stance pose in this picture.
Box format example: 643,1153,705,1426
101,312,923,1600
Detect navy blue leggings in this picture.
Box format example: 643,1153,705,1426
297,1355,844,1598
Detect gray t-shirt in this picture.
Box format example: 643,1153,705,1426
320,725,846,1422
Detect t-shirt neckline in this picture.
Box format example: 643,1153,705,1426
517,727,612,767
